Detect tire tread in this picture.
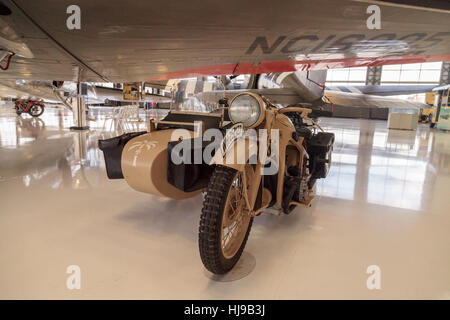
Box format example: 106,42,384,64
199,166,253,274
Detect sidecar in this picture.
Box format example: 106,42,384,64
99,110,225,199
99,92,334,275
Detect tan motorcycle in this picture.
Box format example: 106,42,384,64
99,92,334,274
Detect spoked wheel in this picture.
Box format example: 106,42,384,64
199,166,253,274
28,104,44,117
29,117,45,130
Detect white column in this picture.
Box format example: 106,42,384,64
70,82,89,130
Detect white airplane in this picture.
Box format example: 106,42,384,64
0,80,170,109
150,72,436,111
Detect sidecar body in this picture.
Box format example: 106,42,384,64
99,110,223,199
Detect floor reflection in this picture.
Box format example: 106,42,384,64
1,103,450,299
317,118,450,212
0,103,153,190
1,103,449,213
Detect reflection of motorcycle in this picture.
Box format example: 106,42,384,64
99,92,334,274
15,99,45,117
16,117,45,139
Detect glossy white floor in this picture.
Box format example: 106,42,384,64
0,104,449,299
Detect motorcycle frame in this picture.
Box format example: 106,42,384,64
114,93,323,210
213,103,318,216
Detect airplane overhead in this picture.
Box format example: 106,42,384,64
195,71,434,110
326,84,438,96
0,0,448,82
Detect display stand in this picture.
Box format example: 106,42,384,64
203,252,256,282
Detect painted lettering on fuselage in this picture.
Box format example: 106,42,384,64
245,32,450,56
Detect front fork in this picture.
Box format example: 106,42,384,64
15,101,23,111
211,139,272,217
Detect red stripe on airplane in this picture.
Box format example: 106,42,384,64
148,53,450,81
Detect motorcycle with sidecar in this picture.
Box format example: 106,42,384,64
99,92,334,274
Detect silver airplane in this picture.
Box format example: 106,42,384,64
151,71,435,111
0,80,170,108
0,0,448,110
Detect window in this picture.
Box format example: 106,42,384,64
381,62,442,85
325,62,442,87
326,67,367,86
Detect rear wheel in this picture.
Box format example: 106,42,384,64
199,166,253,274
28,104,44,117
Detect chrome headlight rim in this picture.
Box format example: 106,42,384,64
228,92,266,128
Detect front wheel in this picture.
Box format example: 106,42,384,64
28,104,44,117
199,166,253,274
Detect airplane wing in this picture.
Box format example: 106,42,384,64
0,80,58,101
0,83,31,99
198,87,429,109
93,86,172,104
0,0,448,82
326,84,437,96
322,90,428,109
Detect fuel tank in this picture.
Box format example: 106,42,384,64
121,129,200,199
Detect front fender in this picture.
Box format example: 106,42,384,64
210,136,258,172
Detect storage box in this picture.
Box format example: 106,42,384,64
388,112,418,130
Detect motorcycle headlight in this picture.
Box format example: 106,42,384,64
228,92,265,128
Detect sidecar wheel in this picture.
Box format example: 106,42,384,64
199,166,253,274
